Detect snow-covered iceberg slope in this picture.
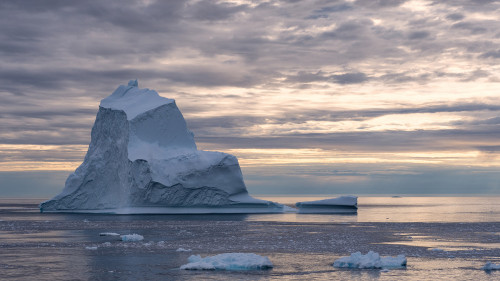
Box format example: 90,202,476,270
40,80,283,214
296,196,357,213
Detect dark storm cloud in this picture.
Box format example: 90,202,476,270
285,71,368,85
446,13,465,21
321,20,370,40
307,3,353,19
189,102,500,130
408,31,431,40
331,72,369,84
354,0,408,8
197,128,500,152
451,22,488,34
188,0,248,21
479,50,500,59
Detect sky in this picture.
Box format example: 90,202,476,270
1,0,500,197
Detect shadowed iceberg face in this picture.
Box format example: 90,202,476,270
40,81,282,213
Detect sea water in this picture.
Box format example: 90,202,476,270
0,197,499,280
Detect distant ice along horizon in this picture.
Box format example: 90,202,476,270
39,80,286,214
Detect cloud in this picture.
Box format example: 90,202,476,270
451,22,488,34
408,31,431,40
479,50,500,58
331,72,369,84
446,13,465,21
354,0,408,8
188,0,248,21
285,71,368,85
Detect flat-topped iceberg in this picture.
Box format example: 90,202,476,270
296,196,358,213
40,80,283,214
181,253,273,270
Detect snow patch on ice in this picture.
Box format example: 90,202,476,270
483,262,500,270
333,251,407,269
121,234,144,242
180,253,273,270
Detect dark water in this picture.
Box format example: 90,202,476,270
0,197,499,280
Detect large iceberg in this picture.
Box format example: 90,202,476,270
40,80,283,214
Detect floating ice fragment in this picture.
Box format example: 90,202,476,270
430,248,445,252
99,232,120,236
483,262,500,270
85,246,98,250
101,242,112,247
333,251,407,269
180,253,273,270
176,248,192,252
121,234,144,242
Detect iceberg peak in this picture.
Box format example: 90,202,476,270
128,79,138,87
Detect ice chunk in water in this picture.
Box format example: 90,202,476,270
120,234,144,242
483,262,500,271
333,251,407,269
180,253,273,270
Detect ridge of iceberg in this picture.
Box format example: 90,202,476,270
40,80,282,214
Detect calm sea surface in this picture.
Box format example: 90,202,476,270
0,196,499,280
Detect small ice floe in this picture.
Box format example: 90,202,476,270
99,232,120,236
180,253,273,270
333,251,407,269
429,248,445,252
483,262,500,271
83,219,89,223
296,196,357,214
101,242,112,247
176,248,192,252
120,234,144,242
85,246,98,250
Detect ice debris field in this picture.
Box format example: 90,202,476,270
39,80,356,215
